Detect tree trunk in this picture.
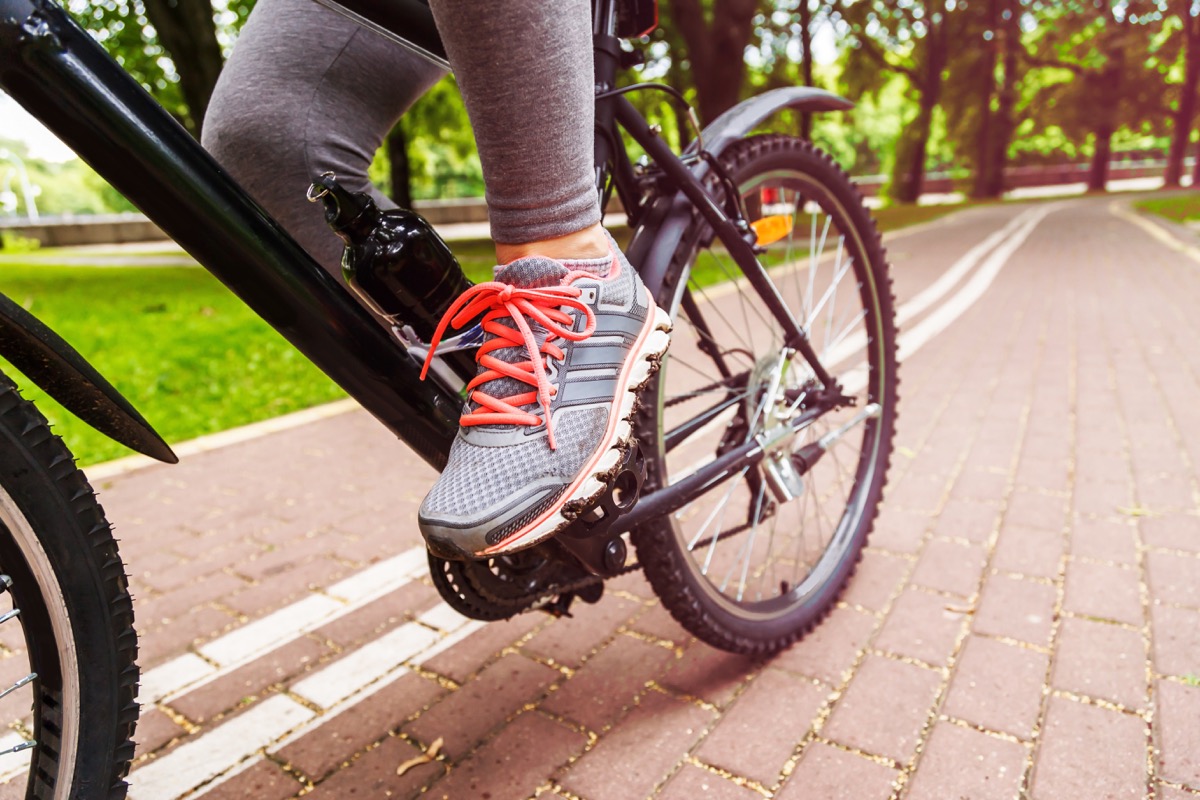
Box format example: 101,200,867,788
891,95,936,203
669,0,758,123
664,55,693,148
890,9,946,204
971,0,999,198
983,0,1019,198
142,0,225,136
799,0,814,140
1166,13,1200,187
387,124,413,210
1088,127,1113,192
1193,133,1200,186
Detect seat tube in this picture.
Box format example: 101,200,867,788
593,0,621,194
592,0,618,40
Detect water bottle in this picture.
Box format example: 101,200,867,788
310,173,477,384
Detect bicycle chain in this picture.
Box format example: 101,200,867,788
462,556,640,612
452,516,766,616
431,552,642,620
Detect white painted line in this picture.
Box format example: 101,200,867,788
128,695,314,800
417,601,471,632
671,203,1057,479
140,653,214,705
265,616,477,760
417,619,486,663
290,622,440,709
142,548,427,704
1110,200,1200,267
896,205,1044,326
262,620,484,761
665,206,1039,471
128,202,1051,799
186,755,260,799
325,548,427,603
898,204,1057,361
133,616,480,799
198,594,342,666
87,398,362,481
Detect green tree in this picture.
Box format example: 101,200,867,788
1025,0,1166,192
371,78,483,203
941,0,1023,198
1161,0,1200,186
141,0,224,132
836,0,960,203
67,0,251,136
749,1,828,137
666,0,763,123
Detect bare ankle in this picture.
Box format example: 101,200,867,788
495,224,610,264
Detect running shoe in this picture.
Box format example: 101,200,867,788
417,234,671,560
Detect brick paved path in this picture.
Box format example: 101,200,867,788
20,196,1200,798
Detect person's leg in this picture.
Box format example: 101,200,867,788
416,0,672,560
202,0,444,277
425,0,608,263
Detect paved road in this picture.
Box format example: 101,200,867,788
10,195,1200,799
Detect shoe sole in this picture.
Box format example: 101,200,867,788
476,291,672,557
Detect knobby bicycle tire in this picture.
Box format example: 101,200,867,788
0,373,138,798
634,134,899,655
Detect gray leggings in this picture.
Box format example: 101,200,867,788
202,0,600,276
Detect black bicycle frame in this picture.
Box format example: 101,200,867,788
0,0,462,470
0,0,838,504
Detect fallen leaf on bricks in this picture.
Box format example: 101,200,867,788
1117,505,1152,518
396,736,444,776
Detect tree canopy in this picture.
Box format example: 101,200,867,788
23,0,1195,210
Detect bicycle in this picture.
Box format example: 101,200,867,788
0,0,898,795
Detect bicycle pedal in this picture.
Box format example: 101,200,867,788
555,441,646,577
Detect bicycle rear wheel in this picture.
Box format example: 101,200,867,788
0,374,138,798
635,134,898,655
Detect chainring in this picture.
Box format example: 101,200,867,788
428,547,611,622
428,554,520,621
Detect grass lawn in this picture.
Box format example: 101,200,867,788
0,197,973,467
0,265,348,466
872,202,972,232
1135,192,1200,223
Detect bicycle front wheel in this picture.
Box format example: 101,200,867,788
635,134,898,655
0,374,139,798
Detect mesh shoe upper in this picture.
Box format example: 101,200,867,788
418,235,667,559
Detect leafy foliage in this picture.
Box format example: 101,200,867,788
19,0,1199,213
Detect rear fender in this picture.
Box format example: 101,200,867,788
0,292,177,463
627,87,855,307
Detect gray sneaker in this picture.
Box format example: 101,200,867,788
418,238,671,560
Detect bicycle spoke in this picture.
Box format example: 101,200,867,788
822,237,847,351
0,740,34,758
641,138,895,654
806,237,851,332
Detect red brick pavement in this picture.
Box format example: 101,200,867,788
25,197,1200,798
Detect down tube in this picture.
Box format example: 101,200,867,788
0,0,460,470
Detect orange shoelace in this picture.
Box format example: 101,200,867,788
420,282,596,449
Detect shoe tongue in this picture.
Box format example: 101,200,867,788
493,256,569,288
470,256,569,423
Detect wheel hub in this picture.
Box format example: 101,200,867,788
743,349,812,504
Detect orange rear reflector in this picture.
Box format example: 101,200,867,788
751,214,794,246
